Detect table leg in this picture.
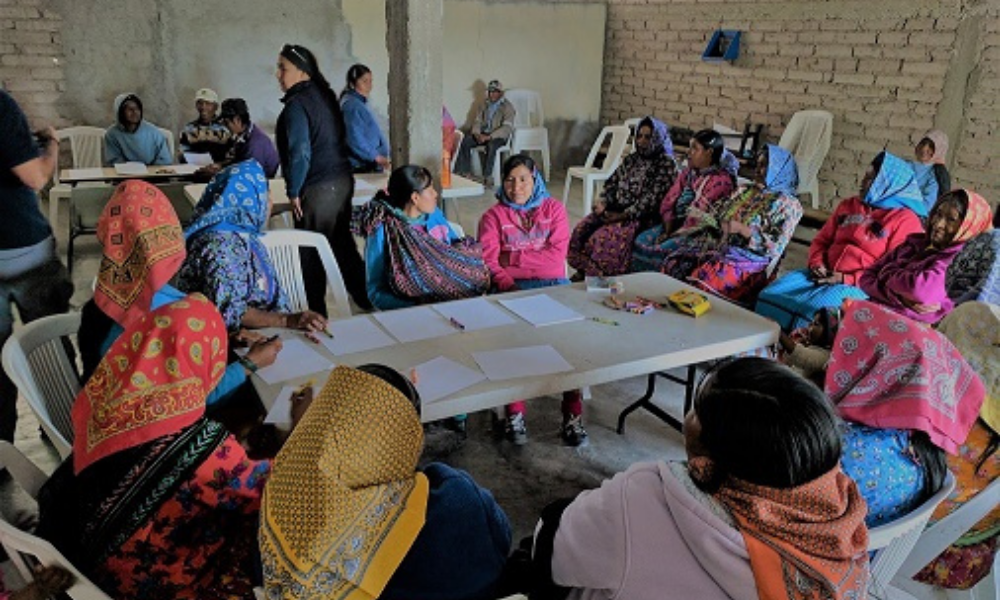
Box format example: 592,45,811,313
616,365,697,435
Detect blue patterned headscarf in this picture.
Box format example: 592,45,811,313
863,151,927,217
496,166,549,211
638,116,674,158
764,144,799,197
185,159,270,239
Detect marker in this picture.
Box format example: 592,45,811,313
263,334,280,344
294,379,315,396
448,317,466,331
591,317,620,326
322,328,335,339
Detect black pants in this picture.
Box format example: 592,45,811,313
296,175,372,314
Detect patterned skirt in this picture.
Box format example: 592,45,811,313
631,225,686,273
567,214,641,276
755,269,868,331
662,238,773,305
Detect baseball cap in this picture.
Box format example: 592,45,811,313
194,88,219,104
487,80,503,93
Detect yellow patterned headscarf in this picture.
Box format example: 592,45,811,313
937,302,999,434
260,366,429,600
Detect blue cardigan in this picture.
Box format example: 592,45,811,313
365,208,458,310
340,89,390,171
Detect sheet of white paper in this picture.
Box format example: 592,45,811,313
354,178,378,192
412,357,487,403
64,168,105,179
264,382,318,425
498,294,584,327
432,297,517,332
317,316,397,355
255,338,333,385
182,152,213,166
373,306,458,343
170,164,200,175
472,345,574,381
114,162,148,175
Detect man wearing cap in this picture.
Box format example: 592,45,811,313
197,98,280,179
454,79,515,186
179,88,232,162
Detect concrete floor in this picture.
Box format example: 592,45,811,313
1,172,810,544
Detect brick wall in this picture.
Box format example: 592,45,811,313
0,0,66,127
601,0,1000,211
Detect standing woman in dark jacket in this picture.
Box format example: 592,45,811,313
275,43,373,312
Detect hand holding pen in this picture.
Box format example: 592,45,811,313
246,334,283,369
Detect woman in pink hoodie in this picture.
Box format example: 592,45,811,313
478,154,586,447
531,358,870,600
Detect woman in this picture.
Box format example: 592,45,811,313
912,129,951,212
631,128,737,272
275,44,372,312
945,209,999,306
755,151,925,330
530,357,869,600
260,364,512,600
78,180,278,405
478,154,587,447
103,93,171,166
660,144,802,304
38,295,272,600
567,116,677,277
357,164,489,310
176,160,328,335
340,63,391,173
824,300,981,527
913,302,1000,590
859,189,992,323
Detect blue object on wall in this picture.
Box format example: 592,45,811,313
702,30,741,63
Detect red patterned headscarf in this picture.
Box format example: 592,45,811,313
94,180,186,329
949,189,993,245
715,468,870,600
72,294,228,474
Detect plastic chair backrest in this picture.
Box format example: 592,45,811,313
896,475,1000,579
70,186,115,232
867,471,956,598
451,130,463,171
57,127,105,169
624,117,642,150
0,312,82,458
156,126,176,159
505,89,544,128
583,125,631,174
259,230,352,319
778,111,832,188
448,220,465,238
155,182,195,224
0,441,47,499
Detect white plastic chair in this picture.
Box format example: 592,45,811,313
157,126,176,160
778,110,833,209
259,230,352,319
450,130,463,172
563,125,631,215
497,89,551,180
448,220,465,238
889,477,1000,600
0,312,82,459
867,472,957,600
624,117,642,152
50,126,107,227
0,442,112,600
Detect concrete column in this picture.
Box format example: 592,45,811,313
385,0,443,174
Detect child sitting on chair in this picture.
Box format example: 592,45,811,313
777,306,841,385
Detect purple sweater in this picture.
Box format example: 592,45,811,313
859,233,964,323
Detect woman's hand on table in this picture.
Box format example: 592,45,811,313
285,310,328,343
246,336,283,370
290,385,315,430
232,328,266,348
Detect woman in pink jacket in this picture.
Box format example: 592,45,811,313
530,358,870,600
478,154,586,447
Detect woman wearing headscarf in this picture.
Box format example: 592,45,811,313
755,151,926,330
38,295,272,600
859,189,993,323
528,357,869,600
176,159,327,335
825,300,981,527
567,116,677,278
631,129,737,272
275,44,372,312
260,364,512,600
946,208,999,306
912,302,1000,591
78,180,278,405
912,129,951,211
660,144,802,304
103,93,171,166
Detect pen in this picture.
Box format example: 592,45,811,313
448,317,466,331
591,317,620,326
263,334,280,343
294,379,315,396
322,329,335,339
